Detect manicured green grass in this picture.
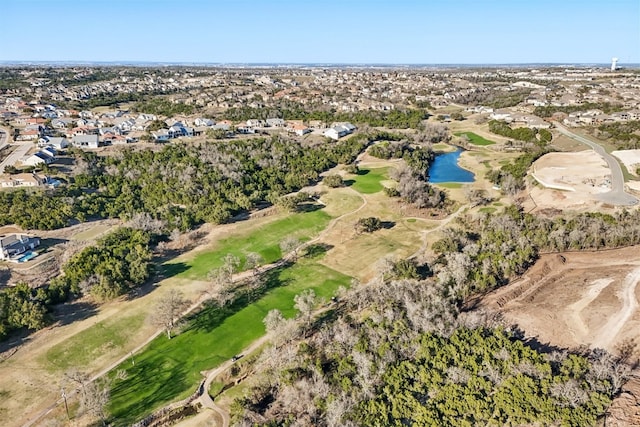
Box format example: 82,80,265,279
43,313,146,372
436,182,463,189
348,168,388,194
107,261,350,425
478,207,497,214
166,209,331,280
455,132,496,146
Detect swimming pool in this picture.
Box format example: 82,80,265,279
17,251,38,263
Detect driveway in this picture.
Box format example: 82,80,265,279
553,123,638,206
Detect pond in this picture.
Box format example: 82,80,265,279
428,147,475,183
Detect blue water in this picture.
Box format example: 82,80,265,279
17,251,38,263
428,148,475,183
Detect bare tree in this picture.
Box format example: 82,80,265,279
62,369,110,425
280,236,301,261
263,309,286,334
223,253,241,278
244,251,264,275
294,289,317,331
152,289,188,339
126,212,166,234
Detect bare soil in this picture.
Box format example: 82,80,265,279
479,246,640,425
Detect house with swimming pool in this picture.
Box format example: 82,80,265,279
0,234,40,262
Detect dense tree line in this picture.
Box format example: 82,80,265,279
234,275,624,426
55,227,153,301
534,102,624,118
454,88,531,109
432,206,640,299
223,106,428,129
488,120,538,143
595,120,640,149
0,135,369,232
0,189,75,230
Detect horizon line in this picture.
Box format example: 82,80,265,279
2,60,639,68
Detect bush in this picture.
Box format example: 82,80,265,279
355,217,382,233
324,174,344,188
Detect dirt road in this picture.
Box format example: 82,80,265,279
592,266,640,349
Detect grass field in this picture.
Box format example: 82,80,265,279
43,313,146,372
436,182,464,189
167,209,332,280
107,261,350,425
455,132,496,146
348,167,388,194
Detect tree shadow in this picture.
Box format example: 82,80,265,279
296,202,323,213
0,329,32,356
186,263,293,334
381,221,396,230
356,169,371,176
304,243,334,259
158,262,190,280
51,300,99,326
343,179,355,187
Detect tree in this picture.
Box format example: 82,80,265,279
152,289,188,339
294,289,316,331
280,236,301,261
324,174,344,188
244,252,264,275
355,217,383,234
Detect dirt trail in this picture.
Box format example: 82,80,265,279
592,266,640,350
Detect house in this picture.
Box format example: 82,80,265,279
39,136,69,150
51,118,74,129
151,129,171,141
194,118,215,127
16,129,40,141
288,123,311,136
22,149,56,167
0,172,48,188
0,234,40,261
266,118,286,127
324,122,356,140
71,134,100,149
246,119,265,128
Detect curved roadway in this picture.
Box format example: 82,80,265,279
553,122,638,206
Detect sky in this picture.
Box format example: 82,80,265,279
3,0,639,64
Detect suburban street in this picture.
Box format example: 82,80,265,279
0,141,32,173
554,122,639,207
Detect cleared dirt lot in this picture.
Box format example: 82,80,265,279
613,149,640,177
526,150,618,212
480,247,640,426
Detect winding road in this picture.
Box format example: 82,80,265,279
553,122,638,206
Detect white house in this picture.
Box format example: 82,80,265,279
71,134,100,149
0,234,40,261
324,122,356,140
266,118,285,127
152,130,171,141
194,117,215,127
22,150,56,167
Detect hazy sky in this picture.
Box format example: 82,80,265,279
3,0,639,64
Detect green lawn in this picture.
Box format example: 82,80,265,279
166,209,331,280
43,313,146,372
348,168,388,194
455,132,496,146
107,261,350,425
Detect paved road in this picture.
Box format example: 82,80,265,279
554,122,638,206
0,141,32,173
